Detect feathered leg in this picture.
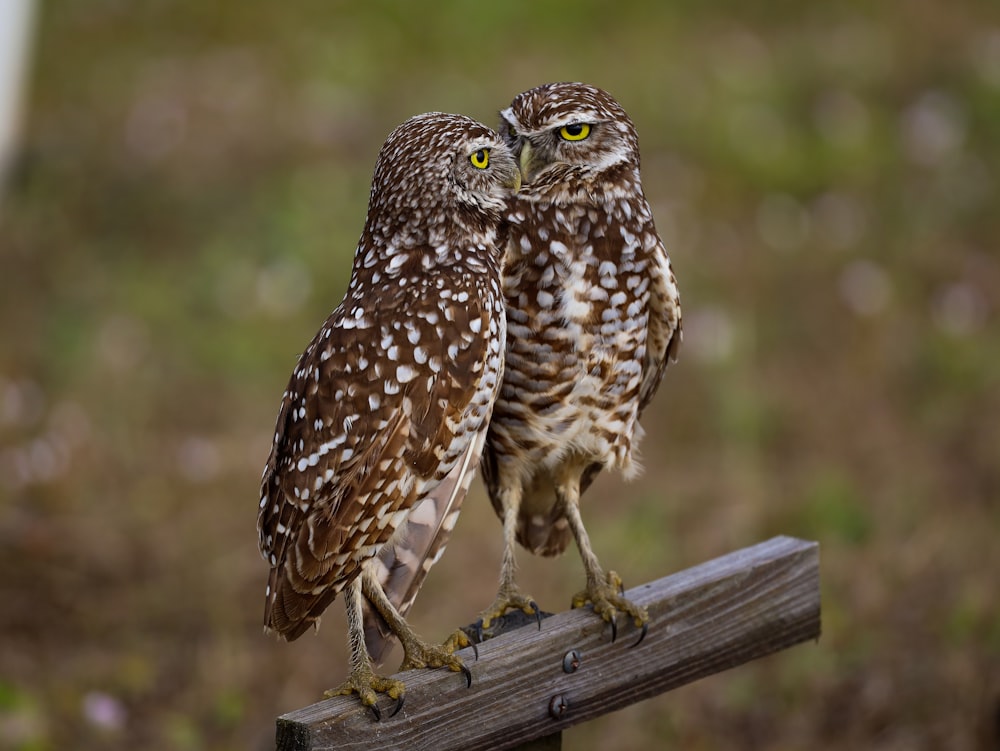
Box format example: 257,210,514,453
559,479,649,644
324,565,472,720
323,576,406,720
360,566,472,683
475,483,539,632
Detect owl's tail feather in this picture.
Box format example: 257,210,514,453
516,508,574,557
263,563,339,642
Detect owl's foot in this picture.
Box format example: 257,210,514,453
324,665,406,721
571,570,649,646
398,629,474,688
473,585,542,641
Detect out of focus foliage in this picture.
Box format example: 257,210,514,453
1,1,998,749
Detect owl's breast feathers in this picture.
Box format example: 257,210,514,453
258,252,503,639
489,175,680,499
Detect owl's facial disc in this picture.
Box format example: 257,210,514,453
509,116,613,185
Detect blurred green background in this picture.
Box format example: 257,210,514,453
1,1,999,749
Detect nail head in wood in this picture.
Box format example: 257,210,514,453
561,649,582,673
548,694,569,719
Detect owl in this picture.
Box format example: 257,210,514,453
257,112,520,718
477,82,682,643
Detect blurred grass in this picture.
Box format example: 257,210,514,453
1,1,999,749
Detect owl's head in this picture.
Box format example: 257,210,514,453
366,113,520,243
499,82,640,186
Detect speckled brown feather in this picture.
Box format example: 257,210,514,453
257,113,516,646
484,83,682,559
361,434,481,664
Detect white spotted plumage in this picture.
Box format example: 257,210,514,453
256,113,519,698
477,82,681,636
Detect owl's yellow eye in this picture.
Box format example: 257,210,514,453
559,123,591,141
470,148,490,169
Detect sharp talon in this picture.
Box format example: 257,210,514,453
369,703,382,722
460,662,473,688
474,618,485,644
530,601,542,630
471,641,479,661
609,616,618,643
389,694,404,718
631,621,648,648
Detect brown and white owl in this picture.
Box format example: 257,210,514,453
257,112,519,718
478,82,682,642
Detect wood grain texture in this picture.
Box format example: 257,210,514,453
274,536,821,751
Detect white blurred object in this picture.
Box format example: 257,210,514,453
0,0,36,194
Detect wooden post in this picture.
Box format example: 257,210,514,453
275,536,821,751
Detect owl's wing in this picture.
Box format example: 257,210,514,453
259,306,420,640
362,432,483,664
578,234,681,499
638,235,682,416
360,277,496,663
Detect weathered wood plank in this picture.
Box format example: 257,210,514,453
275,536,821,751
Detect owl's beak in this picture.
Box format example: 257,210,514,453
508,167,522,193
518,140,535,183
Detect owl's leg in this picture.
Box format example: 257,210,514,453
475,483,540,635
559,479,649,645
323,576,406,720
360,566,474,687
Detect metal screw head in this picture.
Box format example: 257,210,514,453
548,694,569,719
562,649,582,673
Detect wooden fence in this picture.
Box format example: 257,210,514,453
276,536,820,751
